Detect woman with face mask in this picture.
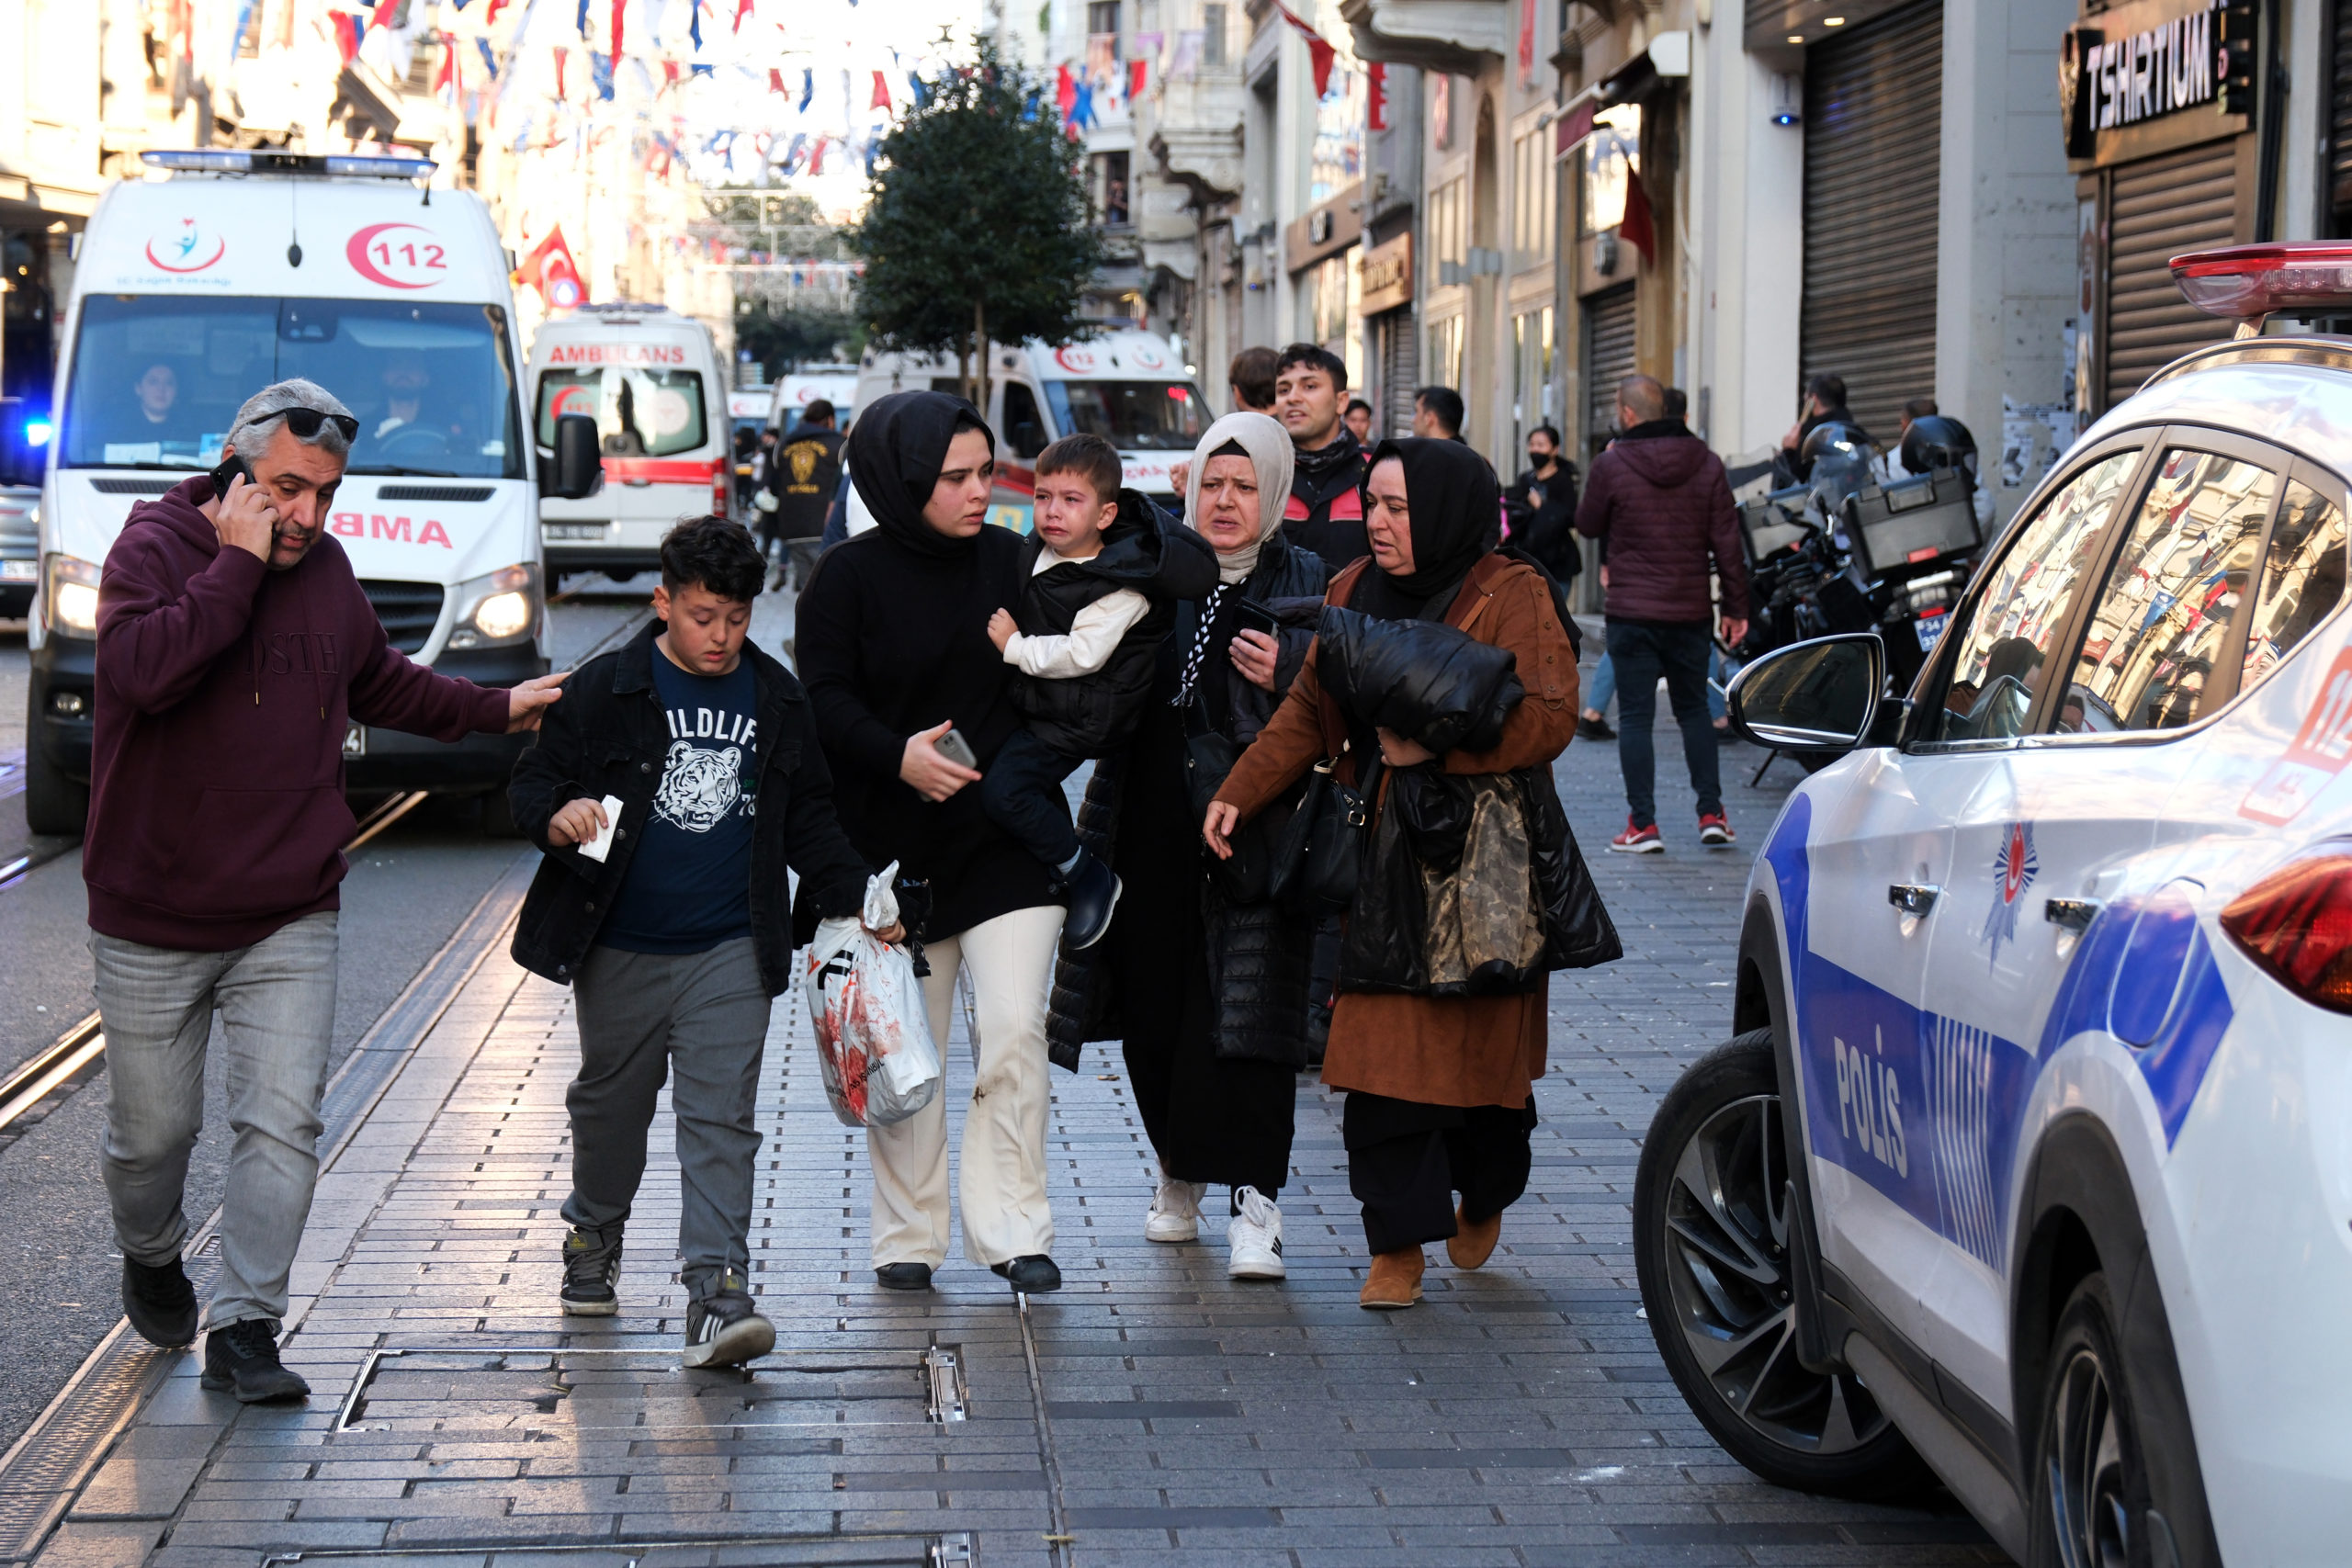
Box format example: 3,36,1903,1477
794,389,1069,1296
1204,438,1583,1310
1048,412,1329,1280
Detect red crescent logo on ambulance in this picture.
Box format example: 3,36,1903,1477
1053,345,1098,373
345,223,448,289
144,220,225,273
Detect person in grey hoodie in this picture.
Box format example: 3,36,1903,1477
86,379,566,1402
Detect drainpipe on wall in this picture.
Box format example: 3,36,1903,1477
2253,0,2287,240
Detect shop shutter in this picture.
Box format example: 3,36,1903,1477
1581,283,1637,467
1378,309,1419,440
1800,0,1942,442
2334,0,2352,224
2104,140,2237,410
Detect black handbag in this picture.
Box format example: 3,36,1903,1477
1268,756,1371,919
1516,766,1622,969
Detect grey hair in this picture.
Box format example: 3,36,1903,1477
226,378,356,463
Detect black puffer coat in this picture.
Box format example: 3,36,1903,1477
1009,490,1218,758
1316,606,1526,753
1046,536,1329,1069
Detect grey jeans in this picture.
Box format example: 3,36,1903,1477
92,911,340,1330
562,938,771,1302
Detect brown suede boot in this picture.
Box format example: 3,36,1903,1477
1358,1247,1426,1310
1447,1204,1500,1270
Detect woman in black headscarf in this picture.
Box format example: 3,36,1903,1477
795,389,1068,1296
1205,438,1580,1310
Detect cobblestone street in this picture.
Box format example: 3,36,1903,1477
0,645,2004,1568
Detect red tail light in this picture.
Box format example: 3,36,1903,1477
2219,850,2352,1013
2171,242,2352,320
712,461,729,519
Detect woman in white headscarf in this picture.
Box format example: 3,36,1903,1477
1046,412,1329,1280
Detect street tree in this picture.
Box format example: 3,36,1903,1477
849,39,1105,413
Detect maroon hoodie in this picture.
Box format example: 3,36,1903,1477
1574,422,1750,624
85,477,510,950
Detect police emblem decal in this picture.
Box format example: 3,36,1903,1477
1980,819,2039,965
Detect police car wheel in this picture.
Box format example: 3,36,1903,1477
1635,1031,1931,1497
2027,1272,2209,1568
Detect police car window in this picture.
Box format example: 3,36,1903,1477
2054,449,2275,734
2239,479,2348,697
1928,448,2139,743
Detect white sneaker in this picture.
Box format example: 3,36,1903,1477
1227,1186,1285,1280
1146,1171,1205,1243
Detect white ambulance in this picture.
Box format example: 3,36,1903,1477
25,150,594,836
853,331,1206,533
528,304,729,583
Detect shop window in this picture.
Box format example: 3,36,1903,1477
1426,315,1464,396
1306,251,1363,389
1511,306,1555,454
1091,152,1131,227
1088,1,1120,33
1579,105,1641,236
1511,128,1556,265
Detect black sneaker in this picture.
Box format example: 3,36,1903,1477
200,1318,310,1404
875,1262,933,1291
121,1255,198,1348
990,1254,1063,1292
684,1272,775,1368
1059,852,1122,951
1577,715,1617,741
560,1226,622,1316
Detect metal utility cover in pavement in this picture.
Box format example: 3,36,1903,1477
334,1345,961,1436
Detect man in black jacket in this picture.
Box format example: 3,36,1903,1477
1274,344,1370,570
766,400,846,590
508,517,885,1368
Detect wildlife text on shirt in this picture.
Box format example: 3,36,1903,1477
653,701,760,832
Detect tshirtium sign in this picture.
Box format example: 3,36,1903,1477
2061,0,2251,165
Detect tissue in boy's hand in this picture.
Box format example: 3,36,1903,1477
577,795,626,863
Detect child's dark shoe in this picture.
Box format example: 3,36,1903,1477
1059,851,1122,950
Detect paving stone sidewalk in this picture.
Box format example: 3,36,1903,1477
23,649,2007,1568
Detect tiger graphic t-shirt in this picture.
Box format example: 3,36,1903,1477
599,649,760,954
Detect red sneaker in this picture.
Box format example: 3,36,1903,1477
1609,818,1664,854
1699,813,1736,847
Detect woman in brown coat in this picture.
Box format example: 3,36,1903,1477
1204,438,1579,1308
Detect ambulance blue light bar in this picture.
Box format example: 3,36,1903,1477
2172,243,2352,319
141,151,436,180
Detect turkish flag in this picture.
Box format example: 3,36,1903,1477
870,70,891,109
1619,167,1656,264
515,228,587,310
1126,59,1147,100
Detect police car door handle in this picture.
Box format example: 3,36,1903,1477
1888,884,1940,916
2044,897,2101,933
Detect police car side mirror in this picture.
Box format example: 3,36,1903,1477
545,412,603,501
1726,633,1885,752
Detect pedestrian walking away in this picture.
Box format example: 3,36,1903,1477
980,433,1216,949
1049,410,1328,1280
1274,344,1371,571
506,516,892,1368
766,400,845,590
85,378,568,1402
794,389,1069,1295
1205,438,1585,1310
1574,374,1749,852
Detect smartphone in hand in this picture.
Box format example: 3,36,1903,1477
936,728,979,771
1231,598,1281,639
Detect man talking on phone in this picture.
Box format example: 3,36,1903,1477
83,379,570,1401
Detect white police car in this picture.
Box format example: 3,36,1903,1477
1634,243,2352,1567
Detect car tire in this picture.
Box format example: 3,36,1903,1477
1635,1029,1933,1498
2026,1272,2215,1568
23,732,89,838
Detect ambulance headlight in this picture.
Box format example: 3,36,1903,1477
449,562,539,649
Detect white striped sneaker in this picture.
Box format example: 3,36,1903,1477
1227,1187,1285,1280
1146,1170,1205,1243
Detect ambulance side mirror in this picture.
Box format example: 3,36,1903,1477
544,412,603,501
1727,633,1884,752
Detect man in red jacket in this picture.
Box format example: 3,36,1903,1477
1574,375,1749,854
85,379,567,1401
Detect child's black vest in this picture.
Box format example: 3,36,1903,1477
1009,490,1217,758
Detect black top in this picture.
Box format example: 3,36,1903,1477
1286,437,1371,571
768,427,845,540
795,524,1058,940
602,652,759,953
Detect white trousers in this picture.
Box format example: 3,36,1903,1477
867,903,1064,1269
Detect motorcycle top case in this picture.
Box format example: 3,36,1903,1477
1737,486,1814,566
1842,467,1982,578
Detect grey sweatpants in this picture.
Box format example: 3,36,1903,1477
562,938,771,1302
92,911,341,1331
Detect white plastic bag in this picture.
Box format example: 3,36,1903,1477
803,862,942,1127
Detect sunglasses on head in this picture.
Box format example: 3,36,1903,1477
284,407,361,442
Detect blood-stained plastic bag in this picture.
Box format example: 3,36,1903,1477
803,862,942,1127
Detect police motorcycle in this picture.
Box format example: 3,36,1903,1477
1736,419,1985,694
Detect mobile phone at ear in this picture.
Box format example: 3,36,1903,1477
1231,598,1281,639
936,728,979,770
209,453,255,500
